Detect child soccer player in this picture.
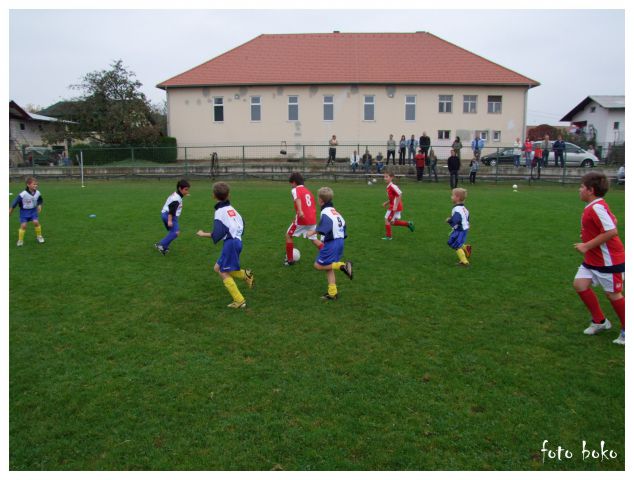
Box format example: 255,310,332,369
573,172,625,345
446,188,471,267
382,169,414,240
196,182,254,309
9,177,44,246
306,187,353,300
155,179,190,255
284,172,323,266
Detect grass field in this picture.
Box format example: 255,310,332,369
8,178,625,471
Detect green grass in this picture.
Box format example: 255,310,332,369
9,178,625,471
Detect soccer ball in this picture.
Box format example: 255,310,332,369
368,180,373,185
292,248,301,262
372,178,377,183
512,184,518,189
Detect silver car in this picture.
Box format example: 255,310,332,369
532,141,599,167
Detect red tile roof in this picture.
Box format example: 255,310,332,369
157,32,539,89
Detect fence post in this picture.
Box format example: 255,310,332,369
131,146,135,164
494,147,499,184
562,150,567,186
242,145,246,180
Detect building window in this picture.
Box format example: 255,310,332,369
487,95,502,114
476,131,489,141
463,95,477,114
20,123,25,130
614,121,620,130
323,95,334,121
213,97,224,122
250,96,261,122
288,96,299,121
405,95,416,121
438,130,451,140
364,95,375,121
590,106,596,113
492,131,501,142
439,95,453,113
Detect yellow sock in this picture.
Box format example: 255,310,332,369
328,283,338,297
332,261,345,271
230,270,246,280
456,248,468,264
18,228,25,241
35,225,42,237
223,277,244,303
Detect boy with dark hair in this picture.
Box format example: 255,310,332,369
10,177,44,246
306,187,353,300
155,179,190,255
382,169,414,240
284,172,323,266
196,182,254,309
573,172,625,345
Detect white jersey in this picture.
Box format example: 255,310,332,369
16,189,42,210
161,192,184,217
213,203,244,242
450,204,470,231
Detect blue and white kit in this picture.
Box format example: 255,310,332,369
11,188,43,223
211,200,245,272
315,202,347,265
447,203,470,249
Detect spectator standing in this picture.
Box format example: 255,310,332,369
398,135,407,165
407,135,418,165
427,148,438,182
350,150,360,173
415,149,426,181
451,136,463,160
471,134,484,160
419,132,431,157
447,149,461,189
542,135,551,167
469,157,479,184
327,134,338,167
386,134,396,165
553,135,565,167
513,137,522,167
523,138,533,167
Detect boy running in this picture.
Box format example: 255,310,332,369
196,182,254,309
573,172,625,345
155,179,190,255
306,187,353,300
446,188,471,267
9,177,44,246
382,169,414,240
284,172,323,266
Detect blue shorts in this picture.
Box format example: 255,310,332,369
217,238,242,272
19,208,38,224
316,238,344,266
448,230,468,249
161,212,180,232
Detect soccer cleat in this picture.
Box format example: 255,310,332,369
408,221,415,232
17,240,24,247
613,331,625,345
244,269,255,289
381,237,393,241
320,293,338,301
283,258,296,266
154,243,168,256
456,261,470,268
227,300,246,309
583,318,612,335
464,244,472,258
340,261,353,280
36,236,45,244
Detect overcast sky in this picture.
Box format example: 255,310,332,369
8,8,625,125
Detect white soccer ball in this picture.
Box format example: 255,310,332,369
372,178,377,183
292,248,301,262
512,184,518,189
368,180,372,185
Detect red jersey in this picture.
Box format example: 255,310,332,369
581,198,624,269
291,185,317,225
386,182,403,212
415,152,426,168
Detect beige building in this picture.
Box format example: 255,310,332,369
158,32,539,159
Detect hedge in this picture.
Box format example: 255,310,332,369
69,137,177,165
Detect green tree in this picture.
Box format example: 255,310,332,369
44,60,161,145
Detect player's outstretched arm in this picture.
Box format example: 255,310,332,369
196,230,211,238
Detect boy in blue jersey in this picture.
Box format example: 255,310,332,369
9,177,44,246
196,182,254,309
155,179,190,255
306,187,353,300
446,188,471,267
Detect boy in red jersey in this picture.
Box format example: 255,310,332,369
284,172,323,265
573,172,625,345
382,169,414,240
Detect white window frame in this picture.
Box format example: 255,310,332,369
487,95,502,114
463,95,477,114
250,96,261,122
492,130,501,142
405,95,416,121
438,130,451,140
288,95,299,121
476,130,489,141
439,95,453,113
323,95,334,121
213,97,224,123
364,95,375,121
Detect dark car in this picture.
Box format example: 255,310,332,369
480,148,516,166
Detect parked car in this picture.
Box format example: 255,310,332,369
481,142,598,167
617,166,625,185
